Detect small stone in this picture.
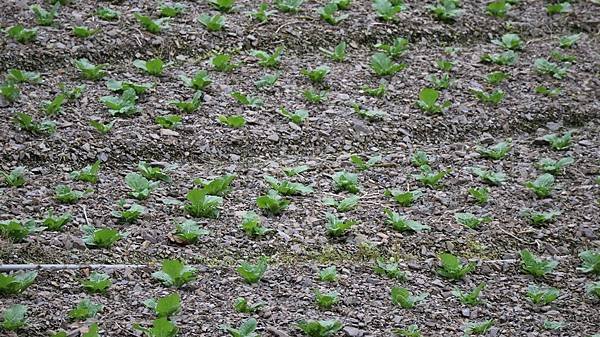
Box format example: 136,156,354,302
343,326,365,337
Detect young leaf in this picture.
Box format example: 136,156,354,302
237,256,268,284
68,299,103,321
0,271,37,295
82,272,112,294
525,173,555,198
520,249,558,277
256,190,289,215
152,259,197,288
144,292,181,318
297,319,343,337
185,188,223,218
384,209,430,232
452,282,485,306
391,287,428,309
437,253,476,280
82,225,123,248
1,304,27,331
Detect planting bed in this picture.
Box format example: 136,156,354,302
0,0,599,336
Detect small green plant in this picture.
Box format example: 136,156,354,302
160,3,186,17
0,220,40,242
391,287,428,309
332,171,359,193
546,2,571,15
251,46,284,68
587,281,600,300
82,272,112,294
376,37,409,59
385,209,430,232
319,41,346,62
212,53,237,72
527,284,559,305
374,257,406,280
237,256,268,284
1,167,26,187
5,69,41,84
536,157,573,175
222,317,258,337
70,161,101,183
138,162,171,182
185,188,223,218
234,297,264,313
525,173,555,198
198,13,225,31
393,324,422,337
126,172,159,200
54,185,86,204
0,271,37,295
323,195,359,212
82,225,123,248
520,249,558,277
0,83,19,103
256,190,289,215
471,167,507,186
559,33,581,49
255,73,280,88
170,91,203,113
468,187,490,205
68,299,103,321
492,33,523,51
144,292,181,318
385,189,422,207
486,0,511,17
427,0,462,22
303,89,328,103
543,320,563,331
240,211,272,237
152,259,197,288
454,213,492,229
180,70,212,91
325,213,356,237
75,58,107,81
486,71,509,85
134,58,168,76
471,88,505,105
302,65,330,84
352,104,387,121
452,282,485,306
111,201,145,223
464,320,494,336
314,290,339,309
373,0,405,21
521,210,560,226
1,304,27,331
42,94,66,116
476,141,511,160
349,154,381,171
276,0,304,12
318,266,338,282
134,318,178,337
480,50,517,65
73,26,100,38
171,219,209,244
6,25,37,43
231,92,263,108
362,83,387,97
155,114,182,129
251,3,276,22
437,253,476,280
416,88,450,114
218,114,246,128
82,323,100,337
435,59,454,72
297,319,343,337
318,2,348,25
90,120,114,134
43,210,72,231
264,176,313,196
97,7,120,20
280,107,309,124
59,83,86,99
284,165,310,177
427,73,452,90
543,132,572,150
534,59,568,79
578,250,600,275
30,4,58,26
371,53,406,76
134,14,169,34
535,86,561,97
194,174,236,196
209,0,236,12
415,165,448,188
